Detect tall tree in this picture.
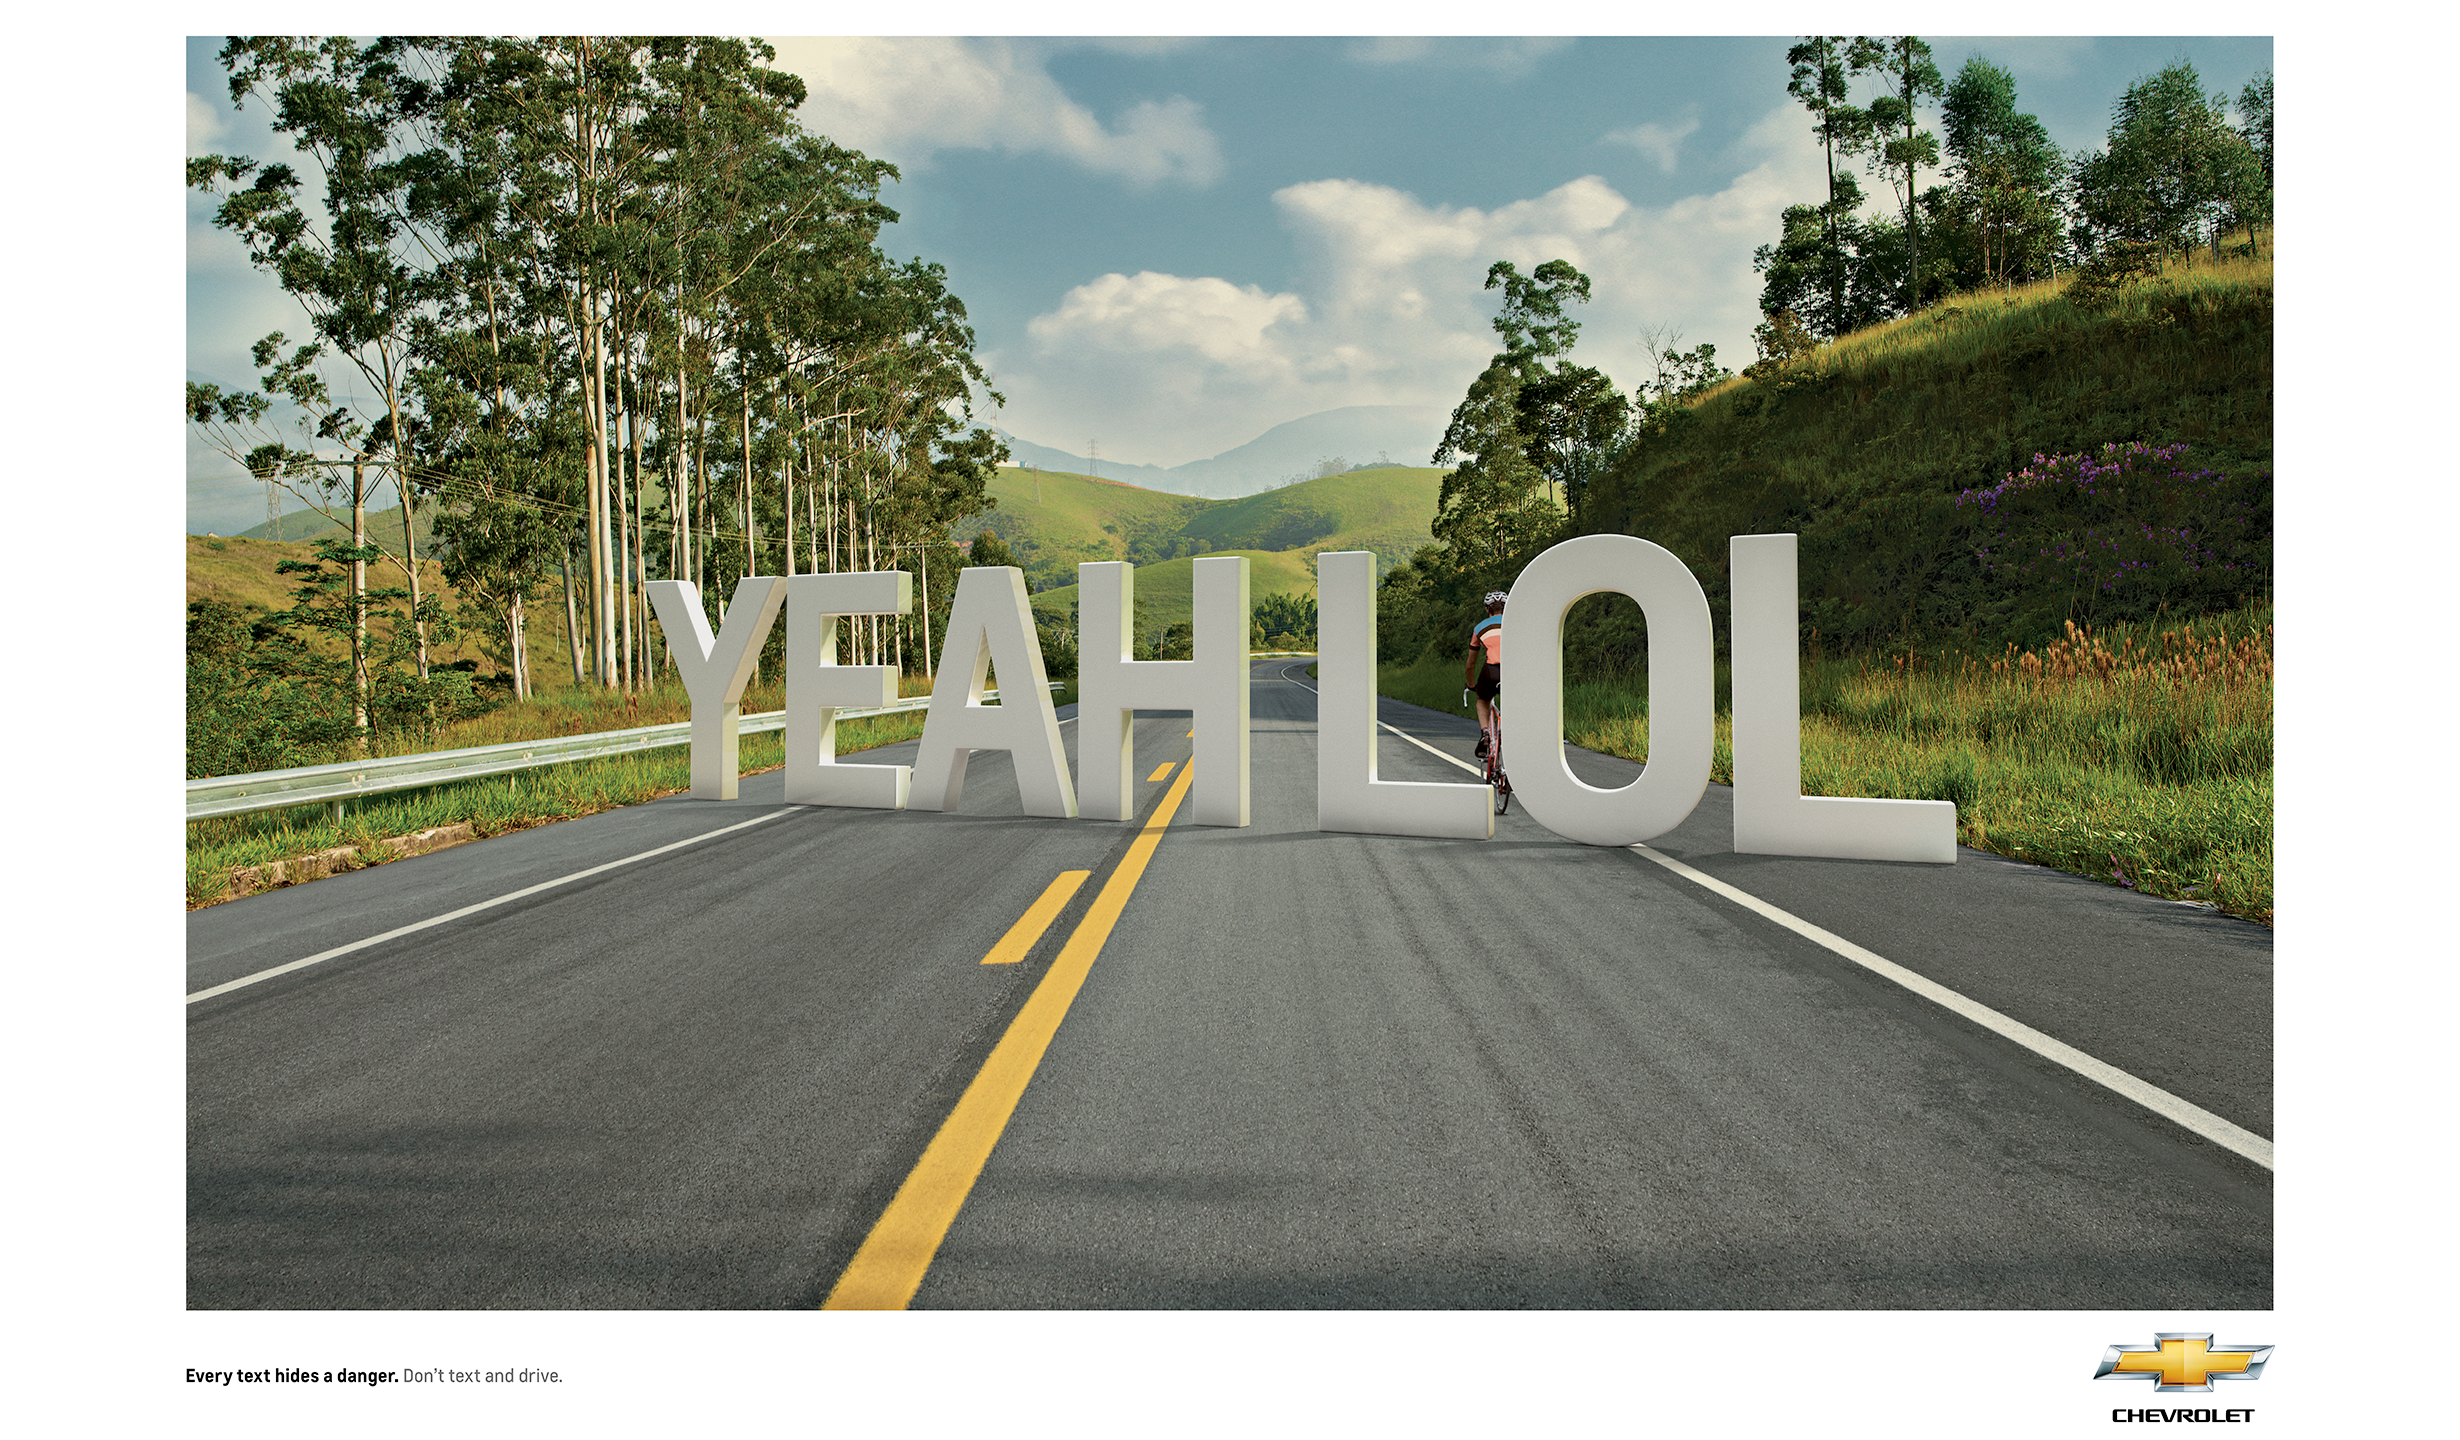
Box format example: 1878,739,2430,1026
1432,258,1626,561
1441,260,1627,527
196,37,453,679
191,34,1014,724
1936,58,2066,290
1855,36,1946,311
2236,70,2273,247
1782,37,1881,336
2071,62,2264,265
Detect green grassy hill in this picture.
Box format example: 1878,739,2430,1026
228,501,444,553
186,533,576,682
1582,251,2272,656
972,464,1445,637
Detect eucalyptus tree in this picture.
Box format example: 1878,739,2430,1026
1435,260,1625,530
1430,261,1604,575
1854,36,1946,311
1781,36,1882,335
2236,71,2273,247
1937,58,2065,289
2071,62,2264,265
191,35,458,679
191,34,1009,704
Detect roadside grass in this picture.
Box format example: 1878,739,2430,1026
186,674,1081,909
1378,602,2273,924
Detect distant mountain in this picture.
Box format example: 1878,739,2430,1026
997,404,1450,499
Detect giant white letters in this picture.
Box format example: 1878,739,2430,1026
908,566,1078,818
657,541,1956,868
1507,534,1715,846
1730,534,1955,862
1078,557,1252,826
645,576,786,800
1315,550,1493,840
784,571,914,811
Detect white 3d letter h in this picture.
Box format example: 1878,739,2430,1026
1077,557,1251,825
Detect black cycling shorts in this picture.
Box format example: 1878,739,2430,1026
1472,664,1500,702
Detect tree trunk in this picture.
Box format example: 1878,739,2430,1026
351,459,370,749
562,544,584,686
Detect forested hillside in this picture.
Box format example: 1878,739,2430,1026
1379,45,2273,674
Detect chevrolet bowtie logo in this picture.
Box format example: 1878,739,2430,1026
2096,1334,2273,1392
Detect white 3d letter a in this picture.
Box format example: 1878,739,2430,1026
645,577,787,800
909,566,1078,818
1730,534,1955,862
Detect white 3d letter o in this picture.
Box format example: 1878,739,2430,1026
1509,534,1713,846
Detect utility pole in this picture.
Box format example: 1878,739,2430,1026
1087,438,1099,479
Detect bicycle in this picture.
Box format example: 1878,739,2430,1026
1467,687,1511,815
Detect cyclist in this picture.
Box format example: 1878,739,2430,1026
1465,591,1505,760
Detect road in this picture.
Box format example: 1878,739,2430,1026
187,657,2270,1308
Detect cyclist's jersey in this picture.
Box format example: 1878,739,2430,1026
1471,614,1503,666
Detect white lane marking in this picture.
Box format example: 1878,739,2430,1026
1627,844,2275,1171
1276,660,2275,1171
187,809,801,1005
1275,666,1472,772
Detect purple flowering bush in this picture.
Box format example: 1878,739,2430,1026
1952,442,2269,630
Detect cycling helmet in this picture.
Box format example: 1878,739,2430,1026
1483,591,1508,608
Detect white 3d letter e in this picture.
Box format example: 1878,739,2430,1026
785,572,913,809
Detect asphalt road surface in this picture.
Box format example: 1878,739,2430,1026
188,657,2270,1308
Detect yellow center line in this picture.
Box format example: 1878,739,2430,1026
1146,761,1175,783
978,871,1092,965
822,762,1198,1310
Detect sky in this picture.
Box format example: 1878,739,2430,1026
185,33,2273,533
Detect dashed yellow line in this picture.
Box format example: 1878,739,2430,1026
978,872,1091,965
822,763,1198,1310
1146,762,1175,783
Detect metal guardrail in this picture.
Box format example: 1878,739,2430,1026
185,685,1061,822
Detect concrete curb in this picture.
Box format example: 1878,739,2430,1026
222,822,481,898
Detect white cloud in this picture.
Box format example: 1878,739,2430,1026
1030,273,1309,376
187,91,225,152
1602,114,1702,174
993,103,1831,465
765,37,1222,186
